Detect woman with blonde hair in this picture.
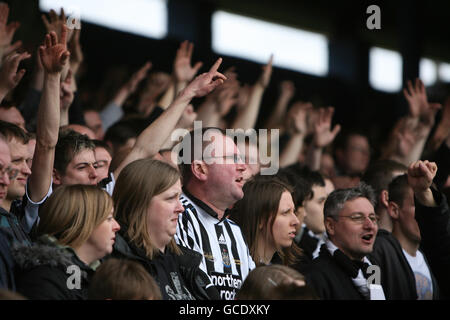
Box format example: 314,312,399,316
111,159,219,300
13,185,120,299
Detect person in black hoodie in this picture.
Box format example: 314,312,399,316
363,160,418,300
407,160,450,299
13,185,120,299
111,159,219,300
386,174,439,299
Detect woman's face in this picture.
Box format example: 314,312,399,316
87,210,120,260
146,179,184,252
270,191,299,250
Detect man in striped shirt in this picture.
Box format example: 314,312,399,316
176,127,255,300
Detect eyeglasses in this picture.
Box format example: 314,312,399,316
0,165,19,180
338,213,377,225
203,154,244,164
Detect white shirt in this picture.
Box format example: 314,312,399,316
403,249,433,300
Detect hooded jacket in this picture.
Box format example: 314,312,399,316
111,224,220,300
12,235,98,300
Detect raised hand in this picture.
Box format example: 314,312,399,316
280,80,295,100
39,24,70,74
407,160,437,193
0,50,30,95
403,78,441,124
125,62,152,94
183,58,226,98
60,70,74,110
216,81,239,116
313,107,341,148
403,78,427,118
257,54,273,88
0,3,20,48
42,8,73,43
429,98,450,151
286,101,312,135
68,26,83,74
173,40,203,83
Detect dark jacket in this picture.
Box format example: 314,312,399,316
370,229,418,300
111,226,220,300
305,244,368,300
0,207,31,246
0,228,15,290
415,187,450,299
370,229,439,300
296,226,319,264
12,235,97,300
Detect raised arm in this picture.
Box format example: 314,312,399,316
232,55,273,130
28,25,70,202
265,80,295,130
173,40,203,96
428,97,450,152
0,51,30,103
113,58,226,177
407,160,438,207
279,101,311,168
305,107,341,171
402,78,441,162
100,62,151,129
0,2,21,64
59,70,74,126
195,67,239,128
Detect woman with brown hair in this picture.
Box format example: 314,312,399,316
13,185,120,299
230,175,302,267
111,159,219,300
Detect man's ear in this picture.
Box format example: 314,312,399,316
387,201,399,220
324,217,336,237
53,168,62,186
379,190,389,209
191,160,208,181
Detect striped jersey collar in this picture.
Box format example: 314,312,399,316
182,187,231,222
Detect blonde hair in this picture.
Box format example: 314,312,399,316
37,185,113,248
113,159,181,259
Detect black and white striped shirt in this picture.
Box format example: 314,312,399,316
175,190,255,300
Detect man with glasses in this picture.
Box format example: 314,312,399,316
305,183,386,299
176,127,256,300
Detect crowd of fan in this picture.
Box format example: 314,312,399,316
0,4,450,300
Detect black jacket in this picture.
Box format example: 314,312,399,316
305,244,369,300
111,226,220,300
296,227,319,264
370,229,418,300
0,207,31,246
12,236,96,300
370,229,439,300
0,228,15,290
415,188,450,299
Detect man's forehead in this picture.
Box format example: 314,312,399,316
0,141,10,163
204,132,238,155
341,197,374,214
7,138,28,153
71,149,96,164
